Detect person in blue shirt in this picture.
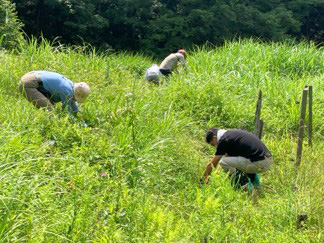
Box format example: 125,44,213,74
19,71,90,125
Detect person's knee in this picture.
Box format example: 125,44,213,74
34,98,52,110
46,103,54,111
220,161,236,174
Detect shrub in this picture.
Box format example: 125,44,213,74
0,0,24,49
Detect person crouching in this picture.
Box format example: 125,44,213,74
202,128,273,191
159,49,187,76
19,71,90,125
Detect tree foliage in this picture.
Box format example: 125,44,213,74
0,0,23,49
11,0,324,56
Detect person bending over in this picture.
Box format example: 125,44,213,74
19,71,90,126
203,128,273,190
159,49,187,76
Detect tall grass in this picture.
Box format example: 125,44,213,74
0,38,323,241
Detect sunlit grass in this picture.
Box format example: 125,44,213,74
0,38,323,241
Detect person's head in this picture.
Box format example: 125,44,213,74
205,128,219,146
74,82,90,103
177,49,187,58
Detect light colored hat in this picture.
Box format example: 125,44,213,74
74,82,90,103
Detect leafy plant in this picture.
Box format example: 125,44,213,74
0,0,24,49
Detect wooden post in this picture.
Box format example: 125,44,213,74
296,88,308,167
308,86,313,147
258,119,264,139
254,90,262,138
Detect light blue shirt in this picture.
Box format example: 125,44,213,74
35,71,80,114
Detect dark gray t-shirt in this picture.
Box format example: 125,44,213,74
215,130,271,162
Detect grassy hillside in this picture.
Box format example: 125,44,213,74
0,39,323,242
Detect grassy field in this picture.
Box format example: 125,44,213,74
0,38,323,242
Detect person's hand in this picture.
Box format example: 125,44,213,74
199,177,209,185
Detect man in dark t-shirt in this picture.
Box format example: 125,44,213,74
202,128,273,187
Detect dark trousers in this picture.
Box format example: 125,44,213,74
159,69,172,76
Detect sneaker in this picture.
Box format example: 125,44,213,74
252,174,261,188
241,178,254,193
247,178,254,192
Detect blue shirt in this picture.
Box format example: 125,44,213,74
35,71,80,114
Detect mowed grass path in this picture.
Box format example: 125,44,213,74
0,39,323,242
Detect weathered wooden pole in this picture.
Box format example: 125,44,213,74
296,88,308,167
258,119,264,139
254,90,262,138
308,86,313,147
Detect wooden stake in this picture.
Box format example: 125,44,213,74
296,88,308,167
258,119,264,139
254,90,262,137
308,86,313,147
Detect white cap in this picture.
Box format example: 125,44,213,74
74,82,90,103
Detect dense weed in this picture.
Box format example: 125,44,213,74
0,39,323,241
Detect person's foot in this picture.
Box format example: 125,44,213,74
241,178,254,193
247,180,254,192
252,174,261,187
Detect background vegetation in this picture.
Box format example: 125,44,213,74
2,0,323,56
0,0,23,49
0,38,323,241
0,0,323,241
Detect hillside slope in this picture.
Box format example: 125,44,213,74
0,39,323,242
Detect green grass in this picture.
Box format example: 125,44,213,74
0,38,323,242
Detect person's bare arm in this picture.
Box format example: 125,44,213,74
203,155,222,184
